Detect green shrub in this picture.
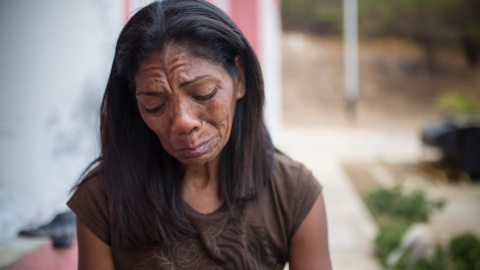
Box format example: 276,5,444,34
366,184,444,223
435,91,480,117
449,233,480,270
367,184,446,267
365,183,480,270
394,247,448,270
375,223,409,266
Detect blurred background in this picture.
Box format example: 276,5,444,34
282,0,480,130
280,1,480,270
1,0,479,269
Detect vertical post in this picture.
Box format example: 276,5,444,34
124,0,131,24
343,0,359,119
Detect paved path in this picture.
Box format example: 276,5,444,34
276,127,421,270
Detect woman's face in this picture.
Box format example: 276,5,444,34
135,44,245,166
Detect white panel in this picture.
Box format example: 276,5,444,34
343,0,359,105
259,0,282,142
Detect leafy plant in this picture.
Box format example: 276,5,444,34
374,223,409,265
449,233,480,270
366,184,445,224
281,0,480,67
435,91,480,117
366,184,446,267
394,247,448,270
364,181,480,270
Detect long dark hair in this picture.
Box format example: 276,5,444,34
78,0,273,248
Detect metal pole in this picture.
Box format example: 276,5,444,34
343,0,359,119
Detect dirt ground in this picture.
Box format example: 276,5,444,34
282,32,480,132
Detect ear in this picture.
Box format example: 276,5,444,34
234,55,246,100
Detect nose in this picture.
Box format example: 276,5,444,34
170,99,201,135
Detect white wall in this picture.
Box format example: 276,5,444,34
0,0,123,243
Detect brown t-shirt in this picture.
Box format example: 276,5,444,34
68,153,322,269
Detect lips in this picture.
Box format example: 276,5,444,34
172,138,211,158
178,142,209,157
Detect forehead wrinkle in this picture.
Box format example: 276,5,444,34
149,77,166,91
166,57,223,89
163,45,193,75
165,55,190,80
136,69,168,93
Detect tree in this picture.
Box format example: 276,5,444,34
281,0,480,68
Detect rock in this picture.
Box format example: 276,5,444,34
386,223,440,267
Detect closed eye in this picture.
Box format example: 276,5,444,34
145,104,165,113
194,88,217,101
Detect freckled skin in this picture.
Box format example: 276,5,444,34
135,44,245,170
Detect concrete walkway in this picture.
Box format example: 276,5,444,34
276,127,422,270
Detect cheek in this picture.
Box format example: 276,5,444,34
203,98,235,127
138,109,169,138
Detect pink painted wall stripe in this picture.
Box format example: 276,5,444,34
124,0,131,24
124,0,260,56
228,0,259,55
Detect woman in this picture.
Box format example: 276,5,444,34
68,0,331,269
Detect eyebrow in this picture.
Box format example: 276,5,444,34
179,74,212,88
136,74,213,96
136,91,163,96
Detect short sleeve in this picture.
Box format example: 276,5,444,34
290,165,323,237
269,153,323,241
67,169,111,245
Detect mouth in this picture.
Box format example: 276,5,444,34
176,140,210,158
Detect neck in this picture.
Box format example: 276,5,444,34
181,158,224,214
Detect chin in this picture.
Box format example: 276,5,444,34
177,155,215,167
168,142,223,167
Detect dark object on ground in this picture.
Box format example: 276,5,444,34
421,119,480,180
19,211,76,248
